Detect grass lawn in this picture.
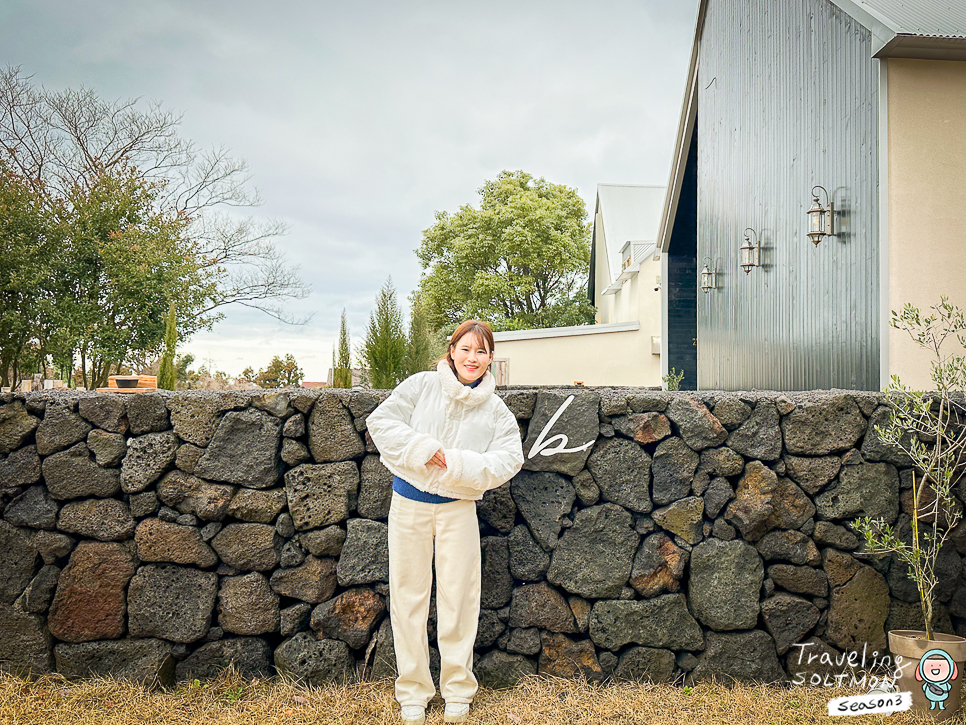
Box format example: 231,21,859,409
0,672,943,724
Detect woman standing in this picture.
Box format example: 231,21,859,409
366,320,524,724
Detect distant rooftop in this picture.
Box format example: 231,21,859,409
595,184,666,280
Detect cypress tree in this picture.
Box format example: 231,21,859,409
158,302,177,390
332,309,352,388
362,278,407,389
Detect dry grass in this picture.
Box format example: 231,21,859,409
0,672,947,725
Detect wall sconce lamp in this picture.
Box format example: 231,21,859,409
700,257,719,293
740,228,761,273
807,185,834,245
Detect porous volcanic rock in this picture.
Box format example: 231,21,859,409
589,594,704,651
4,485,58,529
475,650,537,689
761,593,821,655
586,438,652,514
629,533,689,597
783,455,842,495
812,521,859,550
508,524,550,582
614,647,676,683
700,447,745,478
300,526,346,558
270,556,338,603
157,471,235,521
175,637,273,682
727,401,782,461
666,397,727,451
506,627,541,656
313,587,385,649
86,430,126,467
510,470,576,551
274,632,356,684
226,488,287,523
781,395,866,456
194,408,283,488
0,445,41,489
688,630,784,684
538,632,603,681
78,396,128,434
651,497,704,545
121,432,178,493
35,402,91,456
521,391,599,475
43,443,121,500
134,518,218,568
651,437,699,505
823,549,860,588
481,536,513,609
281,602,313,637
307,394,365,462
211,523,281,571
477,483,517,534
337,518,389,586
0,603,52,676
371,617,397,680
218,572,280,635
860,406,914,467
0,521,41,605
127,393,170,435
357,455,393,520
703,477,734,519
689,538,762,631
476,609,506,649
712,398,752,431
768,564,829,597
283,412,306,438
612,413,671,445
281,439,311,467
57,499,135,541
17,564,60,613
0,401,40,454
508,582,578,633
285,462,359,530
815,462,899,525
825,565,889,651
166,394,246,446
127,564,218,643
55,639,175,686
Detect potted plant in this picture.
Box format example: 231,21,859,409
853,297,966,720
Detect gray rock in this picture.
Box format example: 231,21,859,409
276,513,295,538
226,488,287,523
285,462,359,531
712,398,752,430
547,504,638,599
337,518,389,586
157,470,235,521
134,518,218,568
17,564,60,613
768,564,828,597
499,391,537,419
652,497,704,545
521,391,599,475
815,462,899,525
507,524,550,582
477,483,516,534
279,540,306,567
727,402,782,461
35,402,91,456
614,647,676,683
861,406,914,467
195,409,283,489
218,572,280,635
87,430,127,467
476,609,506,648
270,556,338,603
510,470,576,550
712,519,736,540
4,485,58,529
283,413,306,438
274,632,356,684
121,432,178,493
756,530,820,566
127,393,170,435
54,639,174,686
569,597,592,633
666,397,727,451
781,395,866,456
175,637,273,681
252,391,293,417
371,617,397,680
176,513,198,527
688,630,784,684
0,603,52,676
612,413,672,445
761,593,821,655
314,587,385,649
506,627,541,656
538,632,603,681
0,445,41,488
290,389,322,414
166,394,246,446
211,523,281,571
128,564,219,643
689,538,763,631
629,533,689,597
825,565,889,651
308,394,365,462
200,522,221,541
28,530,75,564
175,443,204,474
474,650,536,689
508,582,577,633
812,521,859,550
784,636,847,686
586,437,652,514
357,455,393,519
588,594,704,651
627,392,670,413
783,455,842,495
301,526,346,557
700,447,745,478
281,602,313,637
78,396,128,434
57,499,135,541
703,477,734,519
0,401,40,455
823,548,861,588
481,536,513,609
281,439,312,467
651,437,698,505
572,470,600,507
43,443,121,500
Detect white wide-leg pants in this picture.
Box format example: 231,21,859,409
388,492,481,708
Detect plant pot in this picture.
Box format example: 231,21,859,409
889,630,966,720
115,377,139,388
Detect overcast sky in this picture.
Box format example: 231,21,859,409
2,0,699,382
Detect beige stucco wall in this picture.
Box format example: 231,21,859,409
888,59,966,390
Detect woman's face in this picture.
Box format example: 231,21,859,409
450,332,492,384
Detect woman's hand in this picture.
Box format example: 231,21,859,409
427,449,447,469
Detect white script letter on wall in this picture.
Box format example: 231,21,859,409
527,395,595,460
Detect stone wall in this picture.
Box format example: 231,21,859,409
1,387,964,687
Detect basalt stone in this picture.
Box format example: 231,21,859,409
700,447,745,478
666,397,727,451
128,564,218,643
761,593,821,655
815,462,899,525
279,540,306,567
337,518,389,586
569,597,592,633
510,470,575,551
301,526,346,558
476,609,506,648
507,524,550,582
785,636,853,686
371,617,397,680
218,572,280,635
538,632,603,682
29,530,75,564
612,413,672,445
629,533,689,597
270,556,338,603
281,602,313,637
308,394,365,462
78,396,128,434
226,488,287,523
712,519,736,540
253,391,293,417
315,587,385,649
586,437,652,514
475,650,536,689
689,538,762,631
281,439,312,467
652,497,704,545
614,647,676,683
285,462,359,531
823,548,860,588
86,430,127,467
175,443,204,474
0,401,40,454
283,412,306,438
522,391,599,475
506,627,541,656
157,471,235,521
47,541,136,643
274,633,356,684
651,437,698,505
712,397,752,431
627,392,670,413
0,604,52,676
211,523,281,571
128,493,159,519
35,402,91,456
346,390,384,419
589,594,704,651
768,564,828,597
166,394,246,446
54,638,174,686
121,431,178,493
195,409,283,488
572,470,600,507
17,564,60,613
127,393,170,435
177,513,199,527
289,388,322,414
357,455,393,520
812,521,859,550
756,530,820,566
508,582,578,633
547,504,638,599
727,401,782,461
481,536,513,609
723,462,774,542
498,391,536,420
175,637,273,682
0,445,41,489
781,395,866,456
861,406,914,467
688,630,784,684
886,599,955,635
703,477,734,519
57,499,135,541
134,518,218,568
477,483,516,534
43,443,121,500
4,485,58,529
825,565,889,651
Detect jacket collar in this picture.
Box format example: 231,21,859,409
436,359,495,408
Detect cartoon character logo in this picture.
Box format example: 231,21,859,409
916,649,958,711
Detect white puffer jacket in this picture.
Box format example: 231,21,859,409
365,360,524,500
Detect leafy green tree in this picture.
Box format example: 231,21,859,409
255,354,304,388
403,290,445,378
157,302,178,390
332,309,353,388
361,278,407,389
417,170,596,332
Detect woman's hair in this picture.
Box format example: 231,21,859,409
439,320,495,376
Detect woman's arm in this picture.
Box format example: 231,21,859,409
365,374,444,473
435,404,524,493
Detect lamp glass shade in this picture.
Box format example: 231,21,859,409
807,197,827,244
700,264,712,293
740,236,754,273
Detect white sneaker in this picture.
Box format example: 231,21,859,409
444,702,470,723
400,705,425,724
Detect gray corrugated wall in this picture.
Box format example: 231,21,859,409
697,0,879,391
